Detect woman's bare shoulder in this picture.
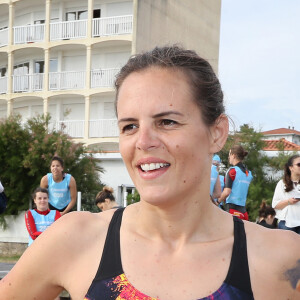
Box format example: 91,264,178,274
245,221,300,298
0,210,116,299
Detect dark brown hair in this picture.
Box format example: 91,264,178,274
50,156,64,168
230,145,248,161
32,187,49,199
115,45,225,126
258,200,275,219
283,155,300,192
95,186,115,205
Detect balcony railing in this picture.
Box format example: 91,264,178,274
0,77,7,94
91,68,119,88
48,119,118,138
49,71,85,90
0,28,8,47
49,120,85,138
14,24,45,44
89,119,119,138
9,68,117,93
12,73,44,92
92,15,133,37
50,19,87,41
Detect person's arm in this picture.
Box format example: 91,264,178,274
61,176,77,215
272,180,297,210
54,210,61,221
0,210,111,299
212,175,221,200
217,187,231,204
25,210,42,240
40,175,48,188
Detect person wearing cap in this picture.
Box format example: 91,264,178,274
210,154,222,201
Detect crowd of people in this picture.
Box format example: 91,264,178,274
0,45,300,299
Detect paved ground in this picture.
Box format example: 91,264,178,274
0,262,15,279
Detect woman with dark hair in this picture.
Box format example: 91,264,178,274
217,145,253,220
272,154,300,233
1,46,300,299
257,200,276,229
95,186,122,211
25,187,61,246
40,155,77,215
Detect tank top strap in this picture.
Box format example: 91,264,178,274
224,216,253,296
94,207,125,281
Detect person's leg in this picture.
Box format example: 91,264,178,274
278,221,298,233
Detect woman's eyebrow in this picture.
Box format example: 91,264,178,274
118,117,137,124
153,111,184,118
118,111,184,124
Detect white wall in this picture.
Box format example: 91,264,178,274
98,155,134,204
0,212,28,243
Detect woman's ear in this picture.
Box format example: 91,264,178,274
209,114,229,154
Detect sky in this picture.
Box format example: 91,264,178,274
218,0,300,132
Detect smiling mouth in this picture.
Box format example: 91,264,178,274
140,163,170,172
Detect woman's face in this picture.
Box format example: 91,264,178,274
50,160,63,177
117,67,226,205
34,192,49,211
290,157,300,177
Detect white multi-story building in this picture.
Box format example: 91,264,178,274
0,0,222,204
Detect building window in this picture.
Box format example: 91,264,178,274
50,59,58,72
34,61,44,73
66,10,88,21
93,9,101,19
0,67,7,77
14,62,29,75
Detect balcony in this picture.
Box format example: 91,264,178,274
14,24,45,44
92,15,133,37
49,119,119,138
49,71,85,90
8,15,133,45
50,19,87,41
10,68,119,93
0,77,7,94
12,73,44,92
91,68,119,88
89,119,119,138
0,28,8,47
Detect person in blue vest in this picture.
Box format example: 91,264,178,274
25,187,61,246
40,156,77,216
217,145,253,220
210,154,221,201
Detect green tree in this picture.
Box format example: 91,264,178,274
0,114,103,226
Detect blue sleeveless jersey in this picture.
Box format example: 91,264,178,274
47,173,71,209
219,175,225,191
28,210,56,245
210,165,219,195
226,166,253,206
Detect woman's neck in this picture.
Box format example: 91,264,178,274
130,195,225,244
53,173,63,182
291,174,300,182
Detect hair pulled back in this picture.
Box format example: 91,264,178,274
258,200,275,219
115,45,225,126
95,186,115,205
283,155,300,192
230,145,248,161
32,187,49,199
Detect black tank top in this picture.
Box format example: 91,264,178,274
84,208,254,299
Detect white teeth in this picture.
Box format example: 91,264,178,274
140,163,169,172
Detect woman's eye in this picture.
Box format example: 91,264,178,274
160,119,177,126
121,124,138,133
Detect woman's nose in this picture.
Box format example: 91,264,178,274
136,126,160,151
